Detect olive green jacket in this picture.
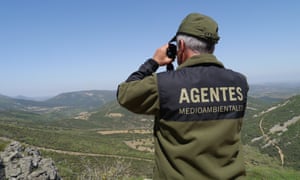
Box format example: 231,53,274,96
118,54,248,179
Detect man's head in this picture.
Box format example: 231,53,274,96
171,13,220,44
171,13,220,65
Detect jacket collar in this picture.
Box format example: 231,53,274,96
177,54,224,70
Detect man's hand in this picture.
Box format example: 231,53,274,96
152,44,174,66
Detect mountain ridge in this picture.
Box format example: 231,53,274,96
0,90,116,112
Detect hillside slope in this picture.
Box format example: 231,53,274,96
45,90,116,109
88,100,154,130
242,95,300,170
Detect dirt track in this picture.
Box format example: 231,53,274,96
0,136,153,162
259,118,284,166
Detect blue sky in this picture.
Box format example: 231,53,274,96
1,1,299,97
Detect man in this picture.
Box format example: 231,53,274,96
117,13,248,179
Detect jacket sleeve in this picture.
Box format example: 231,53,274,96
117,59,160,115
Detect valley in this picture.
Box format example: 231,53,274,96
1,85,300,179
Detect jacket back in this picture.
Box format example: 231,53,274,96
154,59,248,179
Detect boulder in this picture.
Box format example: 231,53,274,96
0,141,61,180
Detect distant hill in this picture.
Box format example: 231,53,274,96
0,90,116,113
14,95,51,101
0,90,118,129
44,90,116,109
0,94,42,111
249,82,300,99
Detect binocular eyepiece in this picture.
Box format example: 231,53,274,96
166,43,177,60
166,43,176,71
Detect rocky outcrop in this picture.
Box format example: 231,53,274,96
0,141,61,180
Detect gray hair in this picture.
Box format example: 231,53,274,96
176,34,214,54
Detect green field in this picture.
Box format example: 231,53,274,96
1,118,300,179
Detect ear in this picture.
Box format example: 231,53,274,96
178,39,185,53
209,45,215,53
177,39,186,65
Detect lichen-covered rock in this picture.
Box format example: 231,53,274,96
0,141,61,180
